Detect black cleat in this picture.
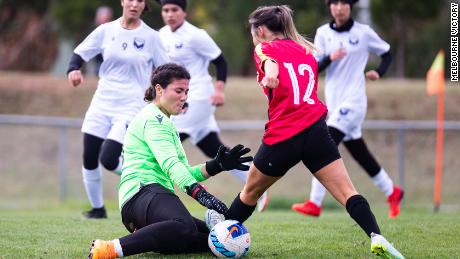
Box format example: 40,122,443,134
83,207,107,219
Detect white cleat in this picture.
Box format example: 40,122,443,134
256,191,270,212
371,233,405,259
205,209,225,230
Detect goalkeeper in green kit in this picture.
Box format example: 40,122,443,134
88,63,252,258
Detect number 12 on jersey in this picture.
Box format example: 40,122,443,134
283,62,315,105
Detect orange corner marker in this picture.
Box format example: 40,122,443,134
426,50,445,96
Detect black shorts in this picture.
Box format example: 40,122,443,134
121,183,172,233
120,183,208,235
253,117,341,177
119,183,210,255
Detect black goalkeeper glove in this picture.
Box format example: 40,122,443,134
186,183,228,214
206,144,253,176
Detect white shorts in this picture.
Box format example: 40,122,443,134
81,101,142,144
171,100,219,144
327,104,366,141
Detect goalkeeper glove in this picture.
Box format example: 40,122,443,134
206,144,252,176
186,183,228,214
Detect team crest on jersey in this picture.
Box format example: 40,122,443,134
348,35,359,45
175,42,184,49
133,37,145,50
339,108,350,115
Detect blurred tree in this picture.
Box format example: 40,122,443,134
51,0,165,40
404,3,451,78
371,0,445,77
189,0,327,75
51,0,119,40
0,0,57,71
1,0,447,76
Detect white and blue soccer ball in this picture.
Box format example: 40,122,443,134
208,220,251,258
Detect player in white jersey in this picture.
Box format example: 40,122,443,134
67,0,169,219
292,0,404,219
157,0,269,212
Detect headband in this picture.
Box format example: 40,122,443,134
159,0,186,11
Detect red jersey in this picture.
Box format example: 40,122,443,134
254,39,327,145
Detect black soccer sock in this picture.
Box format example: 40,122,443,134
345,195,381,237
343,138,381,177
224,193,256,223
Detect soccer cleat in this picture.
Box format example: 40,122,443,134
371,233,405,259
387,186,404,218
83,207,107,219
291,200,321,217
88,240,117,259
257,191,270,212
205,209,225,230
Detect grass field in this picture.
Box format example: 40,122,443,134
1,201,459,258
1,73,459,258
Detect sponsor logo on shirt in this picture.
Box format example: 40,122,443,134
348,35,359,45
133,37,145,50
175,42,184,49
339,108,350,116
155,114,163,123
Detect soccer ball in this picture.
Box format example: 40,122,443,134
208,220,251,258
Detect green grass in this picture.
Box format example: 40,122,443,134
1,201,459,258
1,75,460,258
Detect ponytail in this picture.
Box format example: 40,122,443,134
144,85,156,102
249,5,316,54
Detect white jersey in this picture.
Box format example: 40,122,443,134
314,21,390,110
75,18,170,111
159,21,221,101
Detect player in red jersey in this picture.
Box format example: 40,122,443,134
224,5,404,258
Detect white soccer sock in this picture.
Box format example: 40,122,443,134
229,169,248,183
82,167,104,208
113,156,123,176
372,168,394,196
112,239,124,258
310,177,327,206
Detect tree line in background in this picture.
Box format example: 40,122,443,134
0,0,449,77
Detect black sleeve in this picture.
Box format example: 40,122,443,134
375,50,392,77
317,55,332,73
67,53,85,75
210,54,227,82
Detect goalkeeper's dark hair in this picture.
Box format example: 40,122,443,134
144,63,190,102
249,5,315,54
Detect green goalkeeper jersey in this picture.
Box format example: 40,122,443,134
118,103,206,209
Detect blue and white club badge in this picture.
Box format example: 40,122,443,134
339,108,350,116
348,34,359,45
133,37,145,50
175,42,184,49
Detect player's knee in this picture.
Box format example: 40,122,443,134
197,132,223,158
174,219,196,236
99,152,119,171
83,152,99,170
